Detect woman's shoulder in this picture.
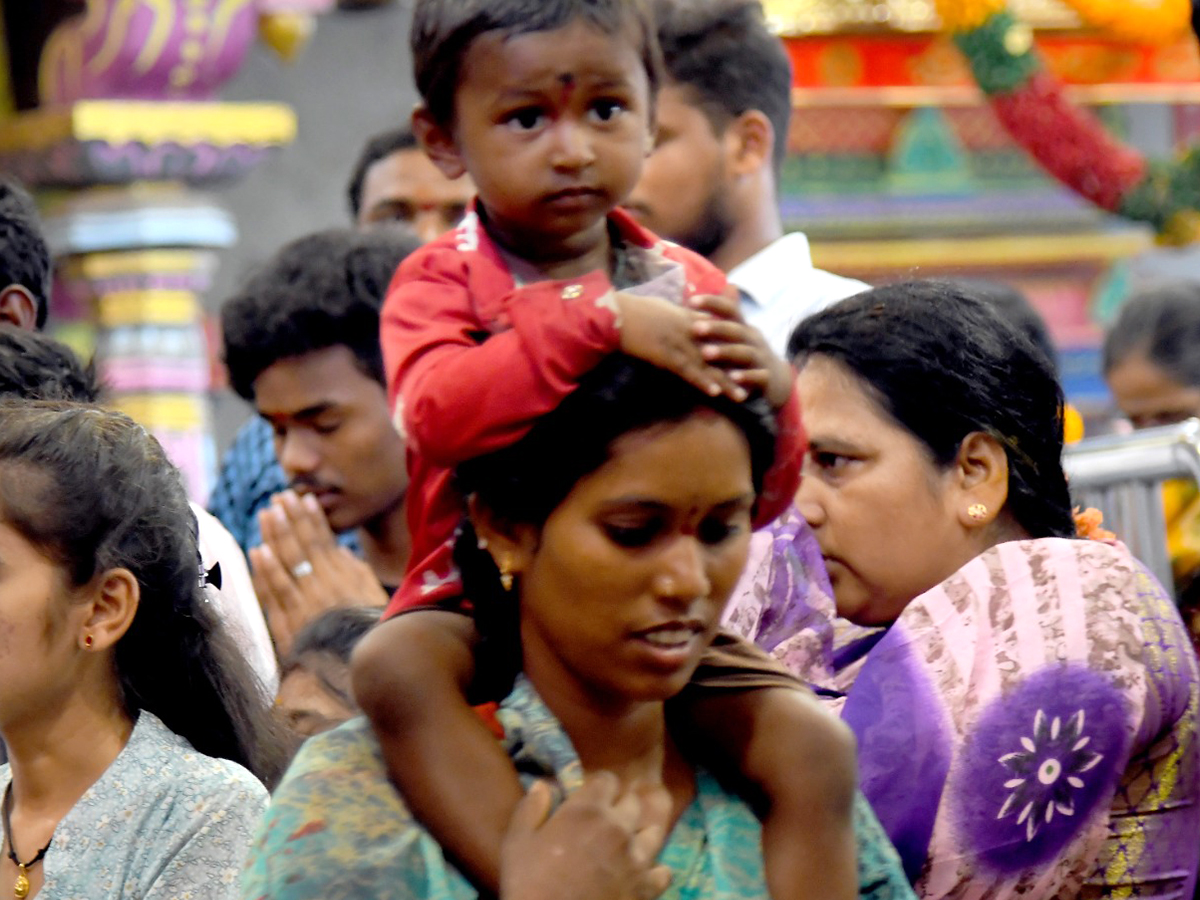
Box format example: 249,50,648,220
112,712,267,810
246,718,479,899
915,537,1145,624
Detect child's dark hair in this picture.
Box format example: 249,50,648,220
1102,281,1200,387
411,0,664,126
452,353,776,698
0,402,291,786
221,228,421,400
788,280,1075,541
0,179,51,329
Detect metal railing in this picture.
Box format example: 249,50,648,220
1062,419,1200,595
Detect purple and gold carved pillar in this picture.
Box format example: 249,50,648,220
0,0,320,500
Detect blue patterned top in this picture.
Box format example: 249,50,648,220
0,711,267,900
243,676,914,899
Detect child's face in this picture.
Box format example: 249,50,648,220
433,18,652,259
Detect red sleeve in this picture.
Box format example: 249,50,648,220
380,248,622,468
753,379,805,528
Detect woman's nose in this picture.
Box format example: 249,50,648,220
653,539,712,601
794,477,826,529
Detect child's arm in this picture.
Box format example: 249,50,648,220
381,251,742,468
672,679,859,900
350,609,517,892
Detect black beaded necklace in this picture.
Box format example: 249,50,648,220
2,785,51,899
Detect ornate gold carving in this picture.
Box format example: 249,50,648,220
763,0,1082,35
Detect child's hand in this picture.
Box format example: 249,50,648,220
688,289,795,410
616,291,748,402
500,774,672,900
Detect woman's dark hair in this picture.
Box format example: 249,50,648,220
1102,282,1200,387
0,402,290,786
411,0,663,126
453,354,776,699
788,280,1075,541
950,278,1057,375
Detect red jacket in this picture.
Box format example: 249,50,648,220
380,206,804,616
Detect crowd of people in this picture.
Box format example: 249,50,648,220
0,0,1197,898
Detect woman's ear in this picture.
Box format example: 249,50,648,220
466,495,538,577
79,568,140,652
412,106,468,181
952,432,1010,530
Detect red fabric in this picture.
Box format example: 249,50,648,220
381,206,804,618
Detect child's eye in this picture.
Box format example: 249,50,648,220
588,99,627,123
504,108,546,132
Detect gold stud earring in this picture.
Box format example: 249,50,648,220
499,556,514,592
84,634,94,648
968,503,989,522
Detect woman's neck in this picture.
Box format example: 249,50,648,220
524,662,694,798
3,685,133,819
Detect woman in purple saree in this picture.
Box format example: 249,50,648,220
723,281,1199,899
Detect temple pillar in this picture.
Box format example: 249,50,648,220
0,101,294,500
0,0,324,500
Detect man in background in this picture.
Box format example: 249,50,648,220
210,126,475,556
626,0,865,354
0,178,52,330
220,228,419,659
347,127,476,239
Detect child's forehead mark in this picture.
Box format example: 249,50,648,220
557,72,576,102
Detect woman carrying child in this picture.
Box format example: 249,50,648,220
354,1,859,896
245,356,914,899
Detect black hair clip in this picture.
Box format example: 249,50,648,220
199,561,222,592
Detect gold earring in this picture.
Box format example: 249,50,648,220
968,503,989,522
499,556,514,592
84,634,94,648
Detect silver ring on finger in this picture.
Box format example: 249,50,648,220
291,559,314,579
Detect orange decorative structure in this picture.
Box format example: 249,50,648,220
762,0,1200,414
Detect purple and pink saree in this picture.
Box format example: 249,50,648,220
725,508,1200,898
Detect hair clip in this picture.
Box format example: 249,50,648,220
199,561,222,592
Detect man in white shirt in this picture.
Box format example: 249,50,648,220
626,0,866,356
